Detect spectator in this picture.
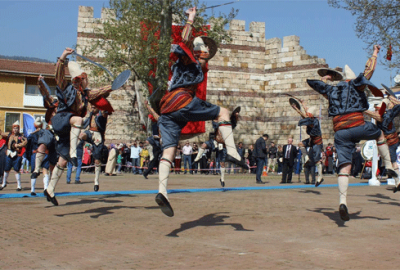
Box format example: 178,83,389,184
191,143,198,174
117,149,123,174
295,142,303,176
267,142,277,173
247,144,256,174
281,137,298,184
254,134,269,184
175,144,182,174
140,145,149,169
182,141,193,174
277,145,283,175
236,142,245,174
105,144,118,176
130,141,142,174
21,150,29,173
66,141,84,184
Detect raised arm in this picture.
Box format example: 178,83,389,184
87,85,113,101
181,7,196,46
37,76,56,108
364,45,380,80
363,109,383,123
55,48,75,90
146,100,160,121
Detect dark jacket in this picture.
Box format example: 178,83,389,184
268,146,277,158
283,144,298,166
254,137,267,158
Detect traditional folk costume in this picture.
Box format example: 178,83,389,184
0,121,27,191
154,10,247,217
193,110,240,187
44,55,114,206
307,60,398,221
25,118,49,196
105,144,118,176
81,109,110,191
364,95,400,191
294,106,324,186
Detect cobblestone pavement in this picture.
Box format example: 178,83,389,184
0,171,400,269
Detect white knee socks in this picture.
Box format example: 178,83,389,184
47,166,64,197
2,172,8,187
317,163,323,183
377,141,394,170
16,173,21,189
194,148,205,162
159,160,172,199
94,165,101,185
338,174,349,206
218,124,240,160
69,126,81,159
34,152,45,173
220,166,225,182
31,178,36,192
43,174,49,190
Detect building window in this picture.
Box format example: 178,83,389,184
5,113,20,133
25,77,57,96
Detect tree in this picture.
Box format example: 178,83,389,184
83,0,237,97
328,0,400,71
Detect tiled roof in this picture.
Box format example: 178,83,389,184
0,58,70,77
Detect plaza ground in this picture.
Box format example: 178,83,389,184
0,171,399,269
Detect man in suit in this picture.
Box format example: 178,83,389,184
254,134,268,184
281,137,298,184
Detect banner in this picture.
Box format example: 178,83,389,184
23,113,35,137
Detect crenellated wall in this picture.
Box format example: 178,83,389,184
76,6,334,146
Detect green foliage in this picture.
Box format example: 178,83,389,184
83,0,238,96
328,0,400,71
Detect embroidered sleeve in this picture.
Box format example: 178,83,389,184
87,85,112,101
55,58,68,90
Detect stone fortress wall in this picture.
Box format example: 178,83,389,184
76,6,336,146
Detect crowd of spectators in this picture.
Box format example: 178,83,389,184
26,137,378,182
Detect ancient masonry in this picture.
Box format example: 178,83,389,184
76,6,334,146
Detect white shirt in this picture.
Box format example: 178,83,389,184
182,145,193,155
130,145,142,159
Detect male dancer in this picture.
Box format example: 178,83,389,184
25,117,45,195
44,47,117,205
154,7,247,217
292,104,324,187
79,104,110,191
307,45,397,221
0,121,27,191
364,95,400,192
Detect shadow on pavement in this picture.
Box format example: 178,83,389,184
308,207,390,227
166,212,253,237
298,189,321,195
366,193,398,201
55,205,137,219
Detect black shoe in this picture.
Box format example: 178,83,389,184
256,181,265,184
155,193,174,217
94,185,99,192
70,157,78,167
311,181,315,185
230,106,241,129
387,169,399,179
279,181,286,184
143,174,148,179
225,154,248,170
31,172,40,179
74,181,82,184
0,184,6,190
66,181,70,184
315,178,324,187
16,188,22,191
104,173,110,176
339,204,350,221
220,179,225,187
305,182,310,184
44,189,58,206
393,184,400,193
31,192,36,196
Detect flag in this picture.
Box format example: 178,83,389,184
386,44,392,61
23,113,35,137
